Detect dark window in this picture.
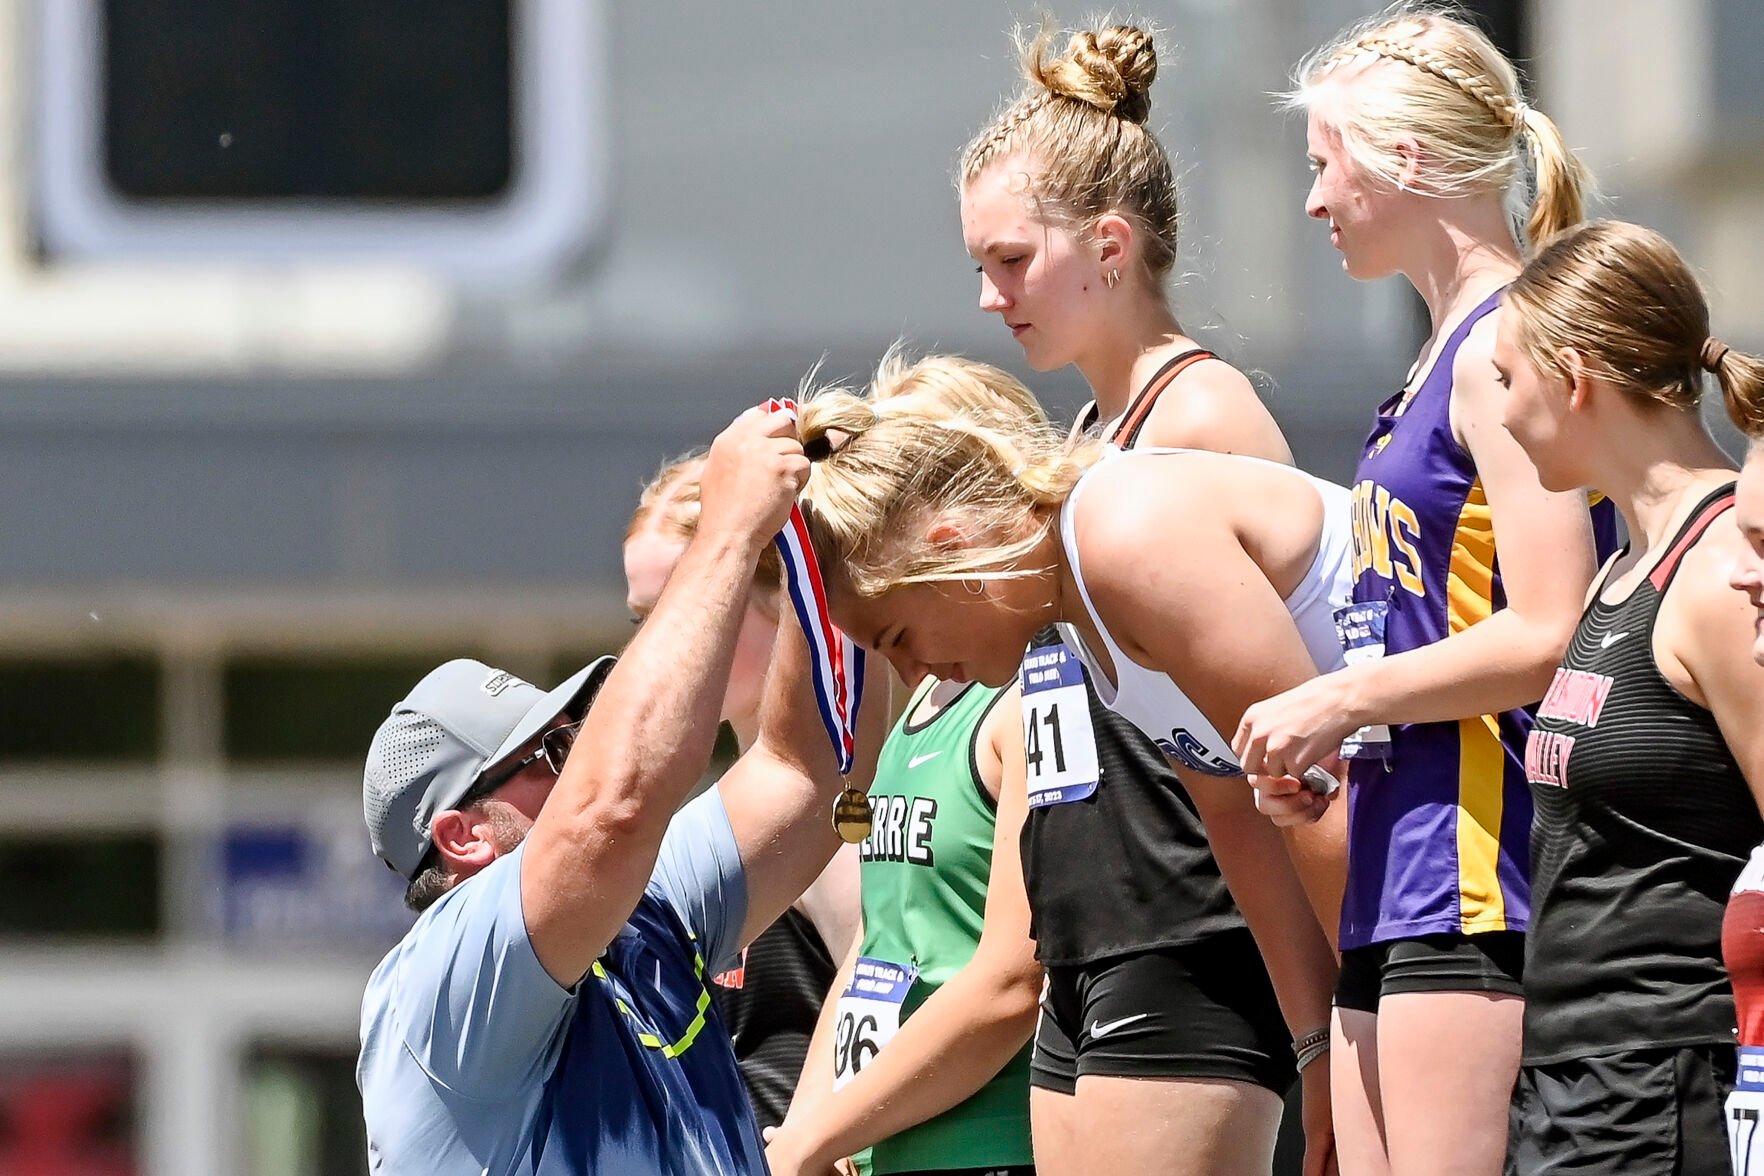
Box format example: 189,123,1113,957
103,0,514,202
0,656,159,762
0,832,162,937
224,652,479,762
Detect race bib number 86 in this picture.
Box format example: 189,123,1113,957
832,957,916,1090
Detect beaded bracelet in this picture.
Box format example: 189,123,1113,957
1292,1026,1331,1072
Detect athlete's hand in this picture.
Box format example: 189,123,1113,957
1233,667,1365,782
761,1123,847,1176
701,405,811,554
1250,771,1334,826
1301,1055,1339,1176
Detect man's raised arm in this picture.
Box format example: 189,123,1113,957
518,409,808,986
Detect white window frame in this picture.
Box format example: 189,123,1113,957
31,0,609,284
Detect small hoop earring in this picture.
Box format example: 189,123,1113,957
962,578,986,597
1105,269,1120,290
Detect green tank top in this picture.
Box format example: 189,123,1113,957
855,679,1033,1174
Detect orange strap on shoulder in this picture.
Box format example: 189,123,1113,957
1111,349,1217,449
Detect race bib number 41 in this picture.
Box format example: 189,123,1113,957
832,957,917,1091
1020,643,1101,808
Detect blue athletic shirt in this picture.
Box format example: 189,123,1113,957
357,789,763,1175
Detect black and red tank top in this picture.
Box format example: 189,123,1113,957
708,906,836,1129
1022,347,1247,965
1522,482,1763,1064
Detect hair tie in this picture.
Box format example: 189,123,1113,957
1701,337,1732,373
1511,101,1531,131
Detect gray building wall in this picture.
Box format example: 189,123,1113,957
5,0,1420,609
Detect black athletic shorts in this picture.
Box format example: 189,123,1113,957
1334,931,1525,1013
1507,1045,1735,1175
1030,928,1295,1095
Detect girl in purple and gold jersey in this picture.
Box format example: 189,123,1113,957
1234,10,1611,1175
1493,220,1764,1174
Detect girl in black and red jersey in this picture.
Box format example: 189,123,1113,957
1492,219,1764,1175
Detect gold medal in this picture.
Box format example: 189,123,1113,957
832,786,872,843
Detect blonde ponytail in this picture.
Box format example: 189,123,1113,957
796,353,1092,597
1518,105,1590,246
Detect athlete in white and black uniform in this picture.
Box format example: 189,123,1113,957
1025,360,1306,1103
795,351,1354,1172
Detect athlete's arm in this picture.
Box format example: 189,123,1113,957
1661,524,1764,803
795,843,862,964
767,687,1042,1176
1133,355,1295,465
1236,322,1600,781
722,635,890,951
519,410,806,987
1079,469,1347,938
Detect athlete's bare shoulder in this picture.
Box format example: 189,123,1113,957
1072,451,1241,569
1138,359,1293,463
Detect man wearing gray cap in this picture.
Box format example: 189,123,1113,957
355,411,868,1174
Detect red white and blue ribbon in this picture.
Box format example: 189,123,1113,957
762,397,866,774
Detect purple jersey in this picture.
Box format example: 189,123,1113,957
1339,288,1617,950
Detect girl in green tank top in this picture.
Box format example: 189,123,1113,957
766,675,1041,1176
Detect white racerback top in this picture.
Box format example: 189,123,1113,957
1055,447,1355,778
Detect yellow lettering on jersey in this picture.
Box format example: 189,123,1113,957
1388,498,1425,597
1371,486,1395,578
1351,481,1427,600
1351,482,1380,579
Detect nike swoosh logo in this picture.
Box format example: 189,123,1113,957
1089,1013,1149,1039
1600,631,1629,649
908,751,943,769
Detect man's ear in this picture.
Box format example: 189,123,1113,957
430,807,499,872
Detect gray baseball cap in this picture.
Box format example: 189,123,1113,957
362,656,617,879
